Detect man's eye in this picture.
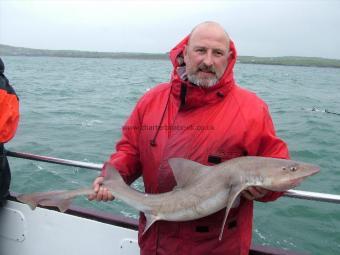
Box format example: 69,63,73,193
214,51,224,56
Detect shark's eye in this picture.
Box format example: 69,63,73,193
282,167,287,171
290,166,297,172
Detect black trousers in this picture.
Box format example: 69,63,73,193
0,143,11,204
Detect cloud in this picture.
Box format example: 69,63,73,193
1,0,339,58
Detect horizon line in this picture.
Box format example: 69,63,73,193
1,43,339,61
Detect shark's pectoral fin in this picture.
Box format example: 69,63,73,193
142,212,159,235
219,185,244,240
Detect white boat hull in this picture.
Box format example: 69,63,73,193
0,199,139,255
1,197,308,255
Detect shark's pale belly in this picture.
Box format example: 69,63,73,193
157,189,231,221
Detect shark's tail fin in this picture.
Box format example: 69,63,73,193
17,190,72,212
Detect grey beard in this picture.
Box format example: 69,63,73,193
187,74,218,88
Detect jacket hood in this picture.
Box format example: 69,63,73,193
149,35,238,146
168,35,237,109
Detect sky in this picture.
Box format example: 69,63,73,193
0,0,339,59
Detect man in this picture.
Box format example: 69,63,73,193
0,57,19,204
89,21,289,254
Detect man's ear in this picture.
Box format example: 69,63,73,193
227,51,233,59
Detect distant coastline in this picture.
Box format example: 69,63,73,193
1,44,340,68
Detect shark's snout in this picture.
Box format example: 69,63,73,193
289,163,320,188
304,164,320,177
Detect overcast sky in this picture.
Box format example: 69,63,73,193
1,0,339,59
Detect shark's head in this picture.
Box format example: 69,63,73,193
257,158,320,191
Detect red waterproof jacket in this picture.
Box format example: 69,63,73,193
0,59,19,143
104,36,289,255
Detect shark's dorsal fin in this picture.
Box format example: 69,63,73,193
168,158,209,188
219,184,245,240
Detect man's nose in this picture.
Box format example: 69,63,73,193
203,52,213,66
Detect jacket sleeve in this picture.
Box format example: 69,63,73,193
101,101,143,185
246,104,290,202
0,77,19,143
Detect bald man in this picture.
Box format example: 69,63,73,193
90,21,289,255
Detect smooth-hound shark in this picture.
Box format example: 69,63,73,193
17,156,319,239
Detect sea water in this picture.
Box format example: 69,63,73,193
3,56,340,254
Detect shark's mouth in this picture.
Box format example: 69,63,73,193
290,177,305,188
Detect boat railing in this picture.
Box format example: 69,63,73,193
6,149,340,204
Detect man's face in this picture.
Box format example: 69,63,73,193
184,26,229,87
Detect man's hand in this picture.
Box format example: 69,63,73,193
241,187,268,200
88,176,114,202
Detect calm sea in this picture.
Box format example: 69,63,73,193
3,56,340,254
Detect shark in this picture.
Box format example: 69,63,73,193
17,156,319,240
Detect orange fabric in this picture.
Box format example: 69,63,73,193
0,89,19,142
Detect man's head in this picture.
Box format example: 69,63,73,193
184,21,230,88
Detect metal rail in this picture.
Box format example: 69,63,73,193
6,150,340,204
6,150,102,170
284,190,340,204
